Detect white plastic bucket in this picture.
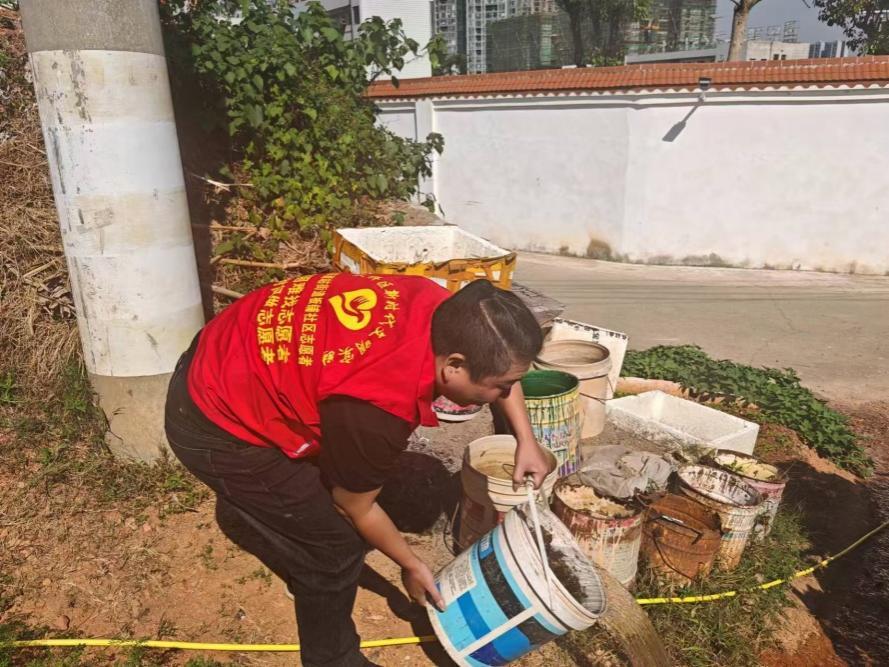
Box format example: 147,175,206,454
534,339,612,439
430,506,606,666
456,435,559,551
546,318,628,400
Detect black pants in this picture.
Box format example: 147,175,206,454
164,337,370,666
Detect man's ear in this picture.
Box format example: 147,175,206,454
445,352,466,370
445,353,466,373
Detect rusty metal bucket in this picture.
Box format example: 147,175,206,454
677,465,763,571
641,494,723,585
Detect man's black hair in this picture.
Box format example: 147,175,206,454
431,280,543,381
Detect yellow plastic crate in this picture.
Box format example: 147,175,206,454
332,226,516,293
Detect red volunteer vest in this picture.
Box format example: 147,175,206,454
187,273,449,458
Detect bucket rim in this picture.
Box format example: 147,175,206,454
709,450,788,485
643,510,723,543
677,465,763,508
536,339,612,370
552,477,642,521
521,369,580,399
463,434,559,484
642,494,723,533
506,508,607,621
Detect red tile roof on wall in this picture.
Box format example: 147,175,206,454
367,56,889,99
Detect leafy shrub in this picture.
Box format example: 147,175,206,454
622,345,872,475
161,0,444,259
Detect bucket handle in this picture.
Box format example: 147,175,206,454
525,477,555,609
650,513,706,544
645,511,711,581
650,528,699,582
579,375,618,404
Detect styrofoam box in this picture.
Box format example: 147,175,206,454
337,225,509,265
546,318,629,399
606,390,759,455
335,225,514,290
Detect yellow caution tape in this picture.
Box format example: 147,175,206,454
10,635,437,652
8,519,888,653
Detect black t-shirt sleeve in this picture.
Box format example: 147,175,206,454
319,395,413,493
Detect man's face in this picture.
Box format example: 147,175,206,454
437,358,528,406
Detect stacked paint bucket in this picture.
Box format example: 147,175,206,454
551,475,644,589
534,339,613,440
455,435,559,551
521,370,583,476
707,451,788,540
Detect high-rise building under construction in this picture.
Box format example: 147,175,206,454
437,0,559,74
625,0,717,55
438,0,717,74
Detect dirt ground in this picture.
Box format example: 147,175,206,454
798,402,889,666
2,403,887,666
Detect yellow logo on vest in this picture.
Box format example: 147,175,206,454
329,288,378,331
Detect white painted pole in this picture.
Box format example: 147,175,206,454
20,0,204,461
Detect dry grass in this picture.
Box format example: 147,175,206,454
0,9,80,396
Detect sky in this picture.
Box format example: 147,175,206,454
714,0,847,43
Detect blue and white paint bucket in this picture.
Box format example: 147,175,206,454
428,505,606,666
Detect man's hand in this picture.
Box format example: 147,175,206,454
512,437,551,490
402,559,445,611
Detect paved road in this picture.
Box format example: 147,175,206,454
515,252,889,403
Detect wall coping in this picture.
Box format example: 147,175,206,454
368,56,889,100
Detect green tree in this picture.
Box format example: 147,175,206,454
587,0,650,64
556,0,587,66
161,0,444,260
813,0,889,54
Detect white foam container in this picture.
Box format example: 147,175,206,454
606,390,759,455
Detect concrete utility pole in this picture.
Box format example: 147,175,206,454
20,0,204,462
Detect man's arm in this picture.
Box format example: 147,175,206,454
495,383,552,490
319,396,445,610
331,485,445,611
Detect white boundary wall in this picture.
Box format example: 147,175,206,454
377,86,889,274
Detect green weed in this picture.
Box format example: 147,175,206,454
200,544,217,571
0,618,84,667
0,372,17,406
1,360,208,519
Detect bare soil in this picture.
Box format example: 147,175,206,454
796,402,889,666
